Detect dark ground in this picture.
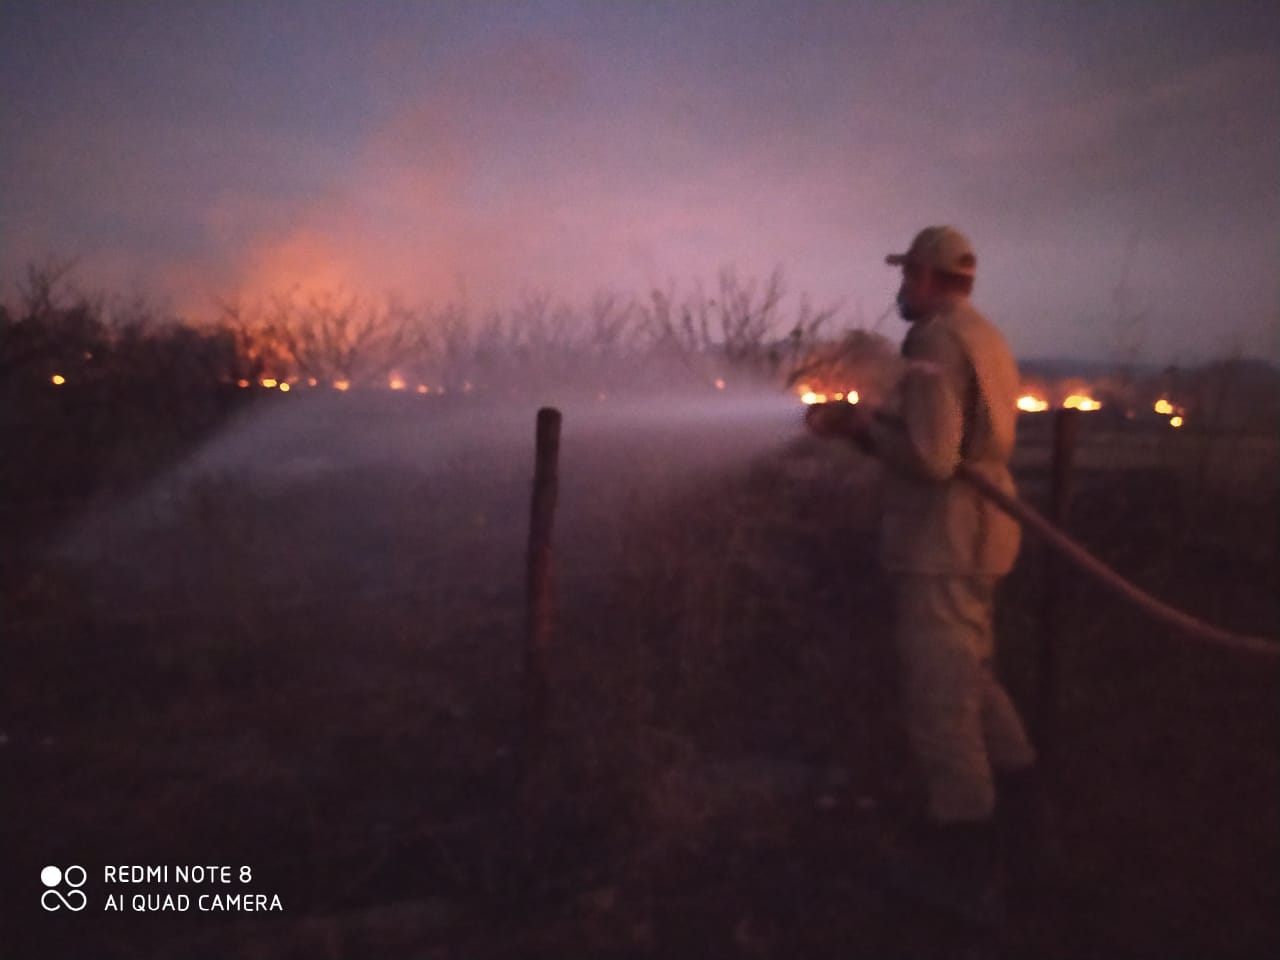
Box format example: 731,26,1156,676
3,401,1277,959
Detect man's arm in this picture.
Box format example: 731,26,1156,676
864,323,969,482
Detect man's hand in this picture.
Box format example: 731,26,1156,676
803,401,874,450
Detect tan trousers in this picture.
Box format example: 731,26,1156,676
894,575,1036,822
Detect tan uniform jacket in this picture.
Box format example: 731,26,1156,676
866,298,1022,575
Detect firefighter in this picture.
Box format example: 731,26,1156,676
806,226,1044,923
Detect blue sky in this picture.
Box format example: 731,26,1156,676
2,1,1277,361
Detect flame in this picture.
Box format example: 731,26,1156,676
1170,415,1184,428
714,378,726,390
416,384,429,394
1062,394,1101,411
50,374,66,385
278,382,290,392
307,377,318,387
1017,394,1049,413
260,377,278,389
1154,398,1174,415
237,379,250,388
389,376,406,391
333,379,350,392
799,384,857,406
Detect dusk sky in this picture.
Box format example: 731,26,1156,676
2,1,1277,362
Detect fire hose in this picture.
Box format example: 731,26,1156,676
804,402,1279,659
954,461,1278,658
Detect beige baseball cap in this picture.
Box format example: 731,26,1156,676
885,225,977,278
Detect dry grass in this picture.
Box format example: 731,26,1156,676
6,406,1279,957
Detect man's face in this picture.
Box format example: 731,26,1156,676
896,263,934,322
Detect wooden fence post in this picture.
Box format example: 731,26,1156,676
1035,407,1079,767
521,407,561,802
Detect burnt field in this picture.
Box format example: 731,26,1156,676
3,386,1277,960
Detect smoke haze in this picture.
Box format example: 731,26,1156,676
3,1,1278,363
